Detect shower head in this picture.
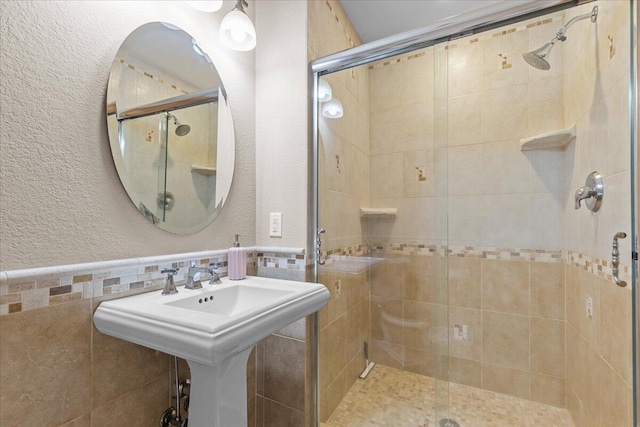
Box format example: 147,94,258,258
175,123,191,137
523,5,598,71
167,113,191,136
523,43,553,70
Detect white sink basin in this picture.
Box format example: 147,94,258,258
93,276,329,427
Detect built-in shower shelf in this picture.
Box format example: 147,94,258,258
191,165,217,176
360,207,397,218
520,125,576,151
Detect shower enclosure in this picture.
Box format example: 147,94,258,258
311,1,636,426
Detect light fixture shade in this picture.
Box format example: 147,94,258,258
322,99,344,119
220,9,257,51
188,1,223,12
318,79,333,102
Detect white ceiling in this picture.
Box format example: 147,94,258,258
339,0,524,43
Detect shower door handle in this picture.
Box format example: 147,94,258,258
316,228,326,265
612,232,627,287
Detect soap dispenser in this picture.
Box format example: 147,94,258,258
228,234,246,280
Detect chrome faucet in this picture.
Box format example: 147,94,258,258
185,261,222,290
161,268,179,295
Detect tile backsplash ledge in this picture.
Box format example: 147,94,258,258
0,247,307,316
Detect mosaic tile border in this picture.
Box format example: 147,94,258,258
323,242,631,284
323,0,357,49
0,247,306,316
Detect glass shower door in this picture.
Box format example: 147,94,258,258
316,42,451,426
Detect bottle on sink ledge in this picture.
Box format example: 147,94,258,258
228,233,246,280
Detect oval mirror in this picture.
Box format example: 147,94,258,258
106,22,235,234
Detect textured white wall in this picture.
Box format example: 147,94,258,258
0,1,256,270
255,0,309,248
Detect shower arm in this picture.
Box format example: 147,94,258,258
555,6,598,41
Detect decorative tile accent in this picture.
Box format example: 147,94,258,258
608,35,616,59
0,247,305,316
498,53,512,70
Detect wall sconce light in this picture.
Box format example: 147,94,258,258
322,99,344,119
220,0,257,51
318,79,333,102
188,1,223,13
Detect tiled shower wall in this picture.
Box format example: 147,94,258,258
0,248,310,427
561,1,633,426
309,0,369,254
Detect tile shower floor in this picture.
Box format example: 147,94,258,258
323,365,575,427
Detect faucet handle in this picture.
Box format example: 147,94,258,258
161,268,179,276
190,260,197,268
208,263,222,284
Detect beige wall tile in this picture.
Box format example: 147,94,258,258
482,259,529,315
346,299,370,361
482,140,530,194
448,43,483,98
482,194,531,248
0,300,92,427
91,374,169,427
92,328,169,408
600,363,630,427
529,76,564,136
60,413,91,427
448,196,484,246
403,346,435,377
402,300,434,350
481,84,530,143
529,191,564,250
530,262,564,319
345,270,368,310
566,387,583,427
400,103,435,152
403,254,435,303
448,307,481,362
448,256,482,309
530,317,565,377
319,314,347,393
370,258,403,299
370,340,403,370
599,279,632,383
482,311,529,371
370,153,403,199
263,397,306,427
447,356,481,388
320,368,347,423
482,363,530,400
370,109,402,156
401,48,434,106
531,373,566,408
448,93,483,147
447,144,483,196
264,335,306,411
565,324,584,400
318,269,347,328
371,296,403,345
369,61,402,113
565,265,581,330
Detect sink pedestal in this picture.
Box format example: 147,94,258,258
187,346,254,427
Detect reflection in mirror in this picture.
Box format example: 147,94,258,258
107,22,235,234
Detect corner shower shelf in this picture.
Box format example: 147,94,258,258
520,125,576,151
360,207,397,218
191,165,217,176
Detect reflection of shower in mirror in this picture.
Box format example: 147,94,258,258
166,112,191,136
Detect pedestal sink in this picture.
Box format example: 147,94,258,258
93,276,329,426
